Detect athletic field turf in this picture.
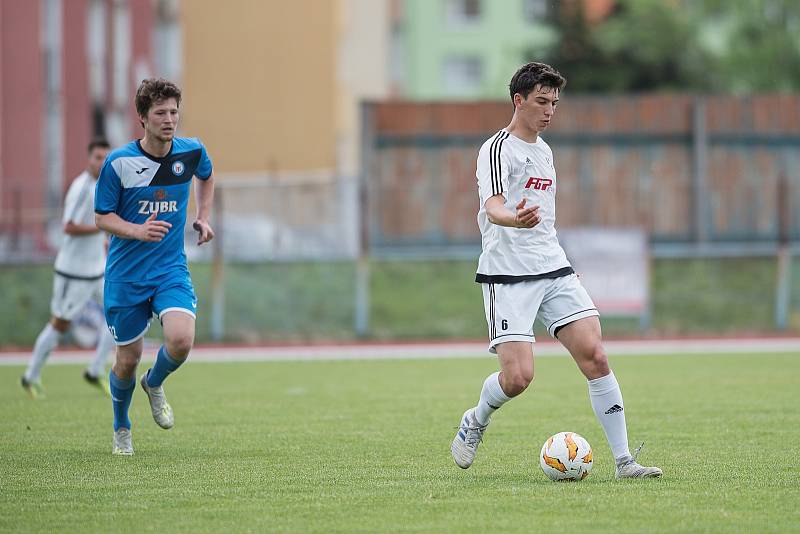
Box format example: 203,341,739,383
1,351,798,533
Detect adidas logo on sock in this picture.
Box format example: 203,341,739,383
604,404,623,415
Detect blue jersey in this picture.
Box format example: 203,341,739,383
95,137,212,282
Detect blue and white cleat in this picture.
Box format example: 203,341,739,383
140,373,174,429
451,408,488,469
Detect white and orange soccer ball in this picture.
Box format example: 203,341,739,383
539,431,593,481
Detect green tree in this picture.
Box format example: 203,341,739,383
699,0,800,92
542,0,709,92
539,0,800,93
540,0,615,91
594,0,710,91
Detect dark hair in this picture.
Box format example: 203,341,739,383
135,78,182,121
87,137,110,153
509,62,566,104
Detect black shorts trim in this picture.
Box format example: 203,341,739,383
476,266,574,284
489,333,536,342
549,308,599,335
55,270,104,281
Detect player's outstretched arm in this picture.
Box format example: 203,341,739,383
485,195,541,228
96,212,172,242
192,173,215,245
63,220,102,236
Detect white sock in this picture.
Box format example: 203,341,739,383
588,371,631,462
24,324,62,382
87,327,116,377
474,372,512,425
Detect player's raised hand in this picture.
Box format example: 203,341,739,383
514,198,541,228
138,211,172,242
192,219,214,245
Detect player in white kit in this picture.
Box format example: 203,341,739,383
450,62,662,479
21,139,116,399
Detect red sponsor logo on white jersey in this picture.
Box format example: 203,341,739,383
524,177,553,191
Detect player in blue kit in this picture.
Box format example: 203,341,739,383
95,78,215,455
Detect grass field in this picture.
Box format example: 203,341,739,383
1,351,799,533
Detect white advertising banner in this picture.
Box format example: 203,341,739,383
559,227,649,316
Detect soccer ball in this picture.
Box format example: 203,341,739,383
539,431,593,481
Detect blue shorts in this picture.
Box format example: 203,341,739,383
104,271,197,345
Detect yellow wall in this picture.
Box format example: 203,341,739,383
180,0,338,173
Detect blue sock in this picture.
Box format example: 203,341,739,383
145,345,183,388
109,370,135,431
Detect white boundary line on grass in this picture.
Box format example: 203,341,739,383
0,337,798,365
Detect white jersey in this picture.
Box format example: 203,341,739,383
475,129,571,282
53,171,106,278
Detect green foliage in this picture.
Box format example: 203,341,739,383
652,257,779,334
192,261,357,343
0,267,57,347
2,353,798,532
545,0,709,92
0,256,796,346
540,0,800,92
706,0,800,91
369,260,486,339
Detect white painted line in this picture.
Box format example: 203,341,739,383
0,338,797,366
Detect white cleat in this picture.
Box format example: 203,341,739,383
451,408,488,469
140,373,174,429
112,428,134,456
616,461,663,479
615,442,663,479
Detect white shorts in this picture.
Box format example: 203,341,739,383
51,273,104,321
481,273,599,354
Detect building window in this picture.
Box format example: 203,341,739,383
445,0,482,27
443,56,483,95
523,0,549,23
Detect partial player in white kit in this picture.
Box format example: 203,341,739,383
450,62,662,479
21,139,116,399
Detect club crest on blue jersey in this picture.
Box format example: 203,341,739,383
172,161,185,176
